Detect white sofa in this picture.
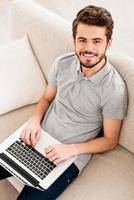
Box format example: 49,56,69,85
1,0,134,199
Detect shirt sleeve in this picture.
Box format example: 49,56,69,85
102,84,128,120
47,57,59,86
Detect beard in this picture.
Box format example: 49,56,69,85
76,47,107,69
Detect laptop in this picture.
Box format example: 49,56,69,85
0,122,77,190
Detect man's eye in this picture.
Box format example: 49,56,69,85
79,39,86,43
94,40,101,44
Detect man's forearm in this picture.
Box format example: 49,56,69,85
30,96,52,123
72,136,117,156
45,137,117,164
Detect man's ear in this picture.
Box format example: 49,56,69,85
107,38,112,48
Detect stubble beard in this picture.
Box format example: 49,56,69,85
81,54,105,69
76,45,108,69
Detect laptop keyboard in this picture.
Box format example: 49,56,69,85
6,140,56,180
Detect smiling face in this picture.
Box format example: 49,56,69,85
74,23,112,69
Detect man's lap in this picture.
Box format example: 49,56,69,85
17,163,79,200
0,164,79,200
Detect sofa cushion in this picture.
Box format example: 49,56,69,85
107,51,134,153
11,0,74,79
0,35,46,115
0,104,37,143
59,145,134,200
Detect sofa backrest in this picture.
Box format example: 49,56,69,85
11,0,134,153
108,52,134,153
11,0,74,79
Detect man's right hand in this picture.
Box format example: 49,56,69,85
20,117,41,147
20,84,57,147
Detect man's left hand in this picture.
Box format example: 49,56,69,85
45,144,76,165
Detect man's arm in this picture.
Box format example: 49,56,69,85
45,118,122,164
72,117,122,155
21,84,57,146
30,84,57,123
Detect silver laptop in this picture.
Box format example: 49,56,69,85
0,122,76,190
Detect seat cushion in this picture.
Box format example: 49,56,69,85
59,145,134,200
0,104,36,143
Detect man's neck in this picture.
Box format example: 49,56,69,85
81,57,106,78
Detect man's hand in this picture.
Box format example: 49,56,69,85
45,144,76,165
20,84,57,147
20,117,41,147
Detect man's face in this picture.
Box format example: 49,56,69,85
74,23,112,69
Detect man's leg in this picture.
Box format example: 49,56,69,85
17,163,79,200
0,165,12,180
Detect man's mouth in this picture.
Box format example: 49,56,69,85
80,52,97,58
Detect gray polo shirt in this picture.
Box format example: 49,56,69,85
42,52,127,172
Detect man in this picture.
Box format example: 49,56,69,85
0,5,127,200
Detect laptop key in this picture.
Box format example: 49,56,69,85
5,140,56,180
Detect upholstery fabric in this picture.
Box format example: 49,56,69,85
0,104,36,143
11,0,74,79
0,35,46,115
108,52,134,153
59,145,134,200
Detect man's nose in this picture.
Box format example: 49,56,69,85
84,42,94,52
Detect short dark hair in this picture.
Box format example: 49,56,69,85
72,5,114,41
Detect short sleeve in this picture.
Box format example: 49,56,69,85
102,84,128,120
47,57,59,86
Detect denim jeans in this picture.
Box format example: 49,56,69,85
0,163,79,200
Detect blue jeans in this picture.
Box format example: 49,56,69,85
0,163,79,200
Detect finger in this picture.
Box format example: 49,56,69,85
20,128,26,139
46,151,55,159
48,155,58,162
53,158,61,165
24,129,32,146
34,130,41,146
30,131,37,147
45,146,54,154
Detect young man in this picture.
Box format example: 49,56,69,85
0,5,127,200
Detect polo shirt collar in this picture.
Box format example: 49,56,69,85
76,57,112,85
